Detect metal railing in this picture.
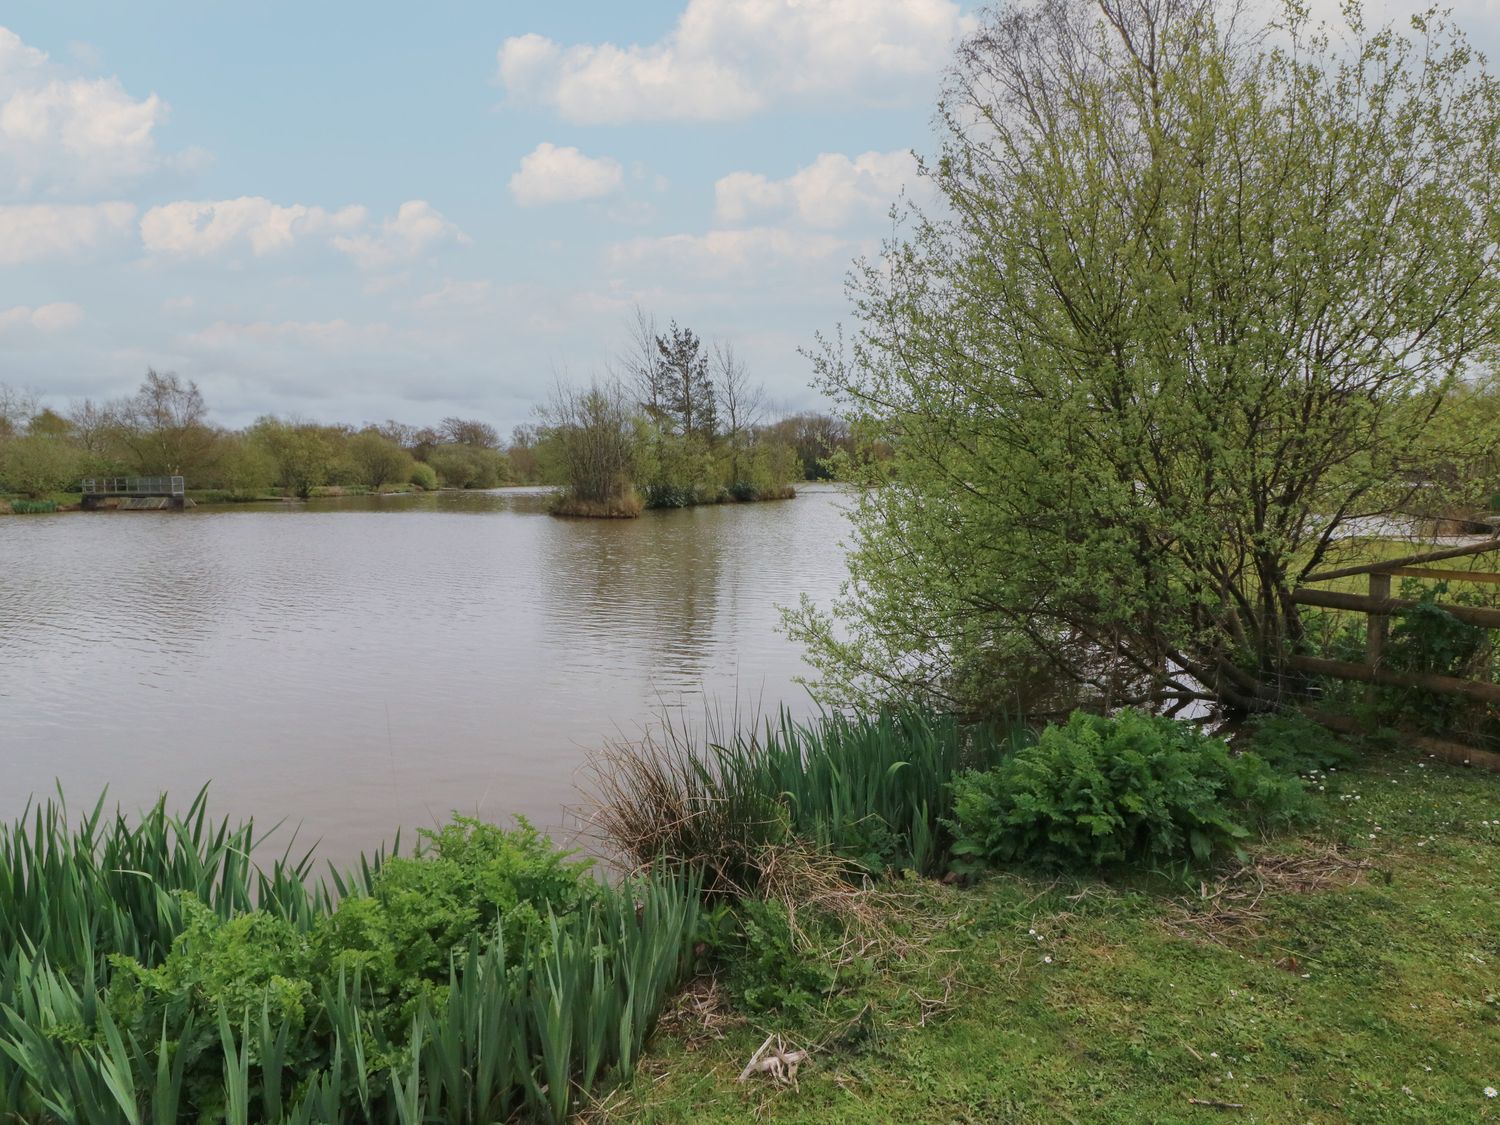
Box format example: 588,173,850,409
81,476,186,496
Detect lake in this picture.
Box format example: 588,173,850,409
0,486,850,867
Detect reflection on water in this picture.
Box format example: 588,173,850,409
0,486,849,866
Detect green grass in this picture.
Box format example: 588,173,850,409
1,490,75,511
604,747,1500,1123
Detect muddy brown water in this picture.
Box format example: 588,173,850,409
0,486,850,869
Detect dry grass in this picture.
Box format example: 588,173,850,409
1164,842,1370,943
583,723,785,897
551,489,644,518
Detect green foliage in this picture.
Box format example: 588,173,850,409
948,711,1308,871
347,430,415,491
408,461,438,490
207,435,275,498
722,899,839,1014
1242,714,1357,776
787,0,1500,717
0,793,698,1123
1380,580,1495,735
248,418,337,498
427,443,509,489
7,498,58,513
0,435,83,498
607,747,1500,1123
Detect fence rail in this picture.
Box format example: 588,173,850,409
81,476,185,497
1292,537,1500,770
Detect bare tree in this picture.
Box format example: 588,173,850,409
115,370,216,476
439,417,500,449
0,384,38,439
539,376,641,515
714,343,763,441
375,419,420,448
613,305,669,424
67,399,120,458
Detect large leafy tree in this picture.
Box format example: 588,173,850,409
789,0,1500,714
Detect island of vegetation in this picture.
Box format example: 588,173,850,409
4,0,1500,1120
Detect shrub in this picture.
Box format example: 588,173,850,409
947,710,1308,871
409,460,438,490
1380,580,1495,735
428,443,509,489
0,435,82,498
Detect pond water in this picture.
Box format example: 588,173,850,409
0,486,850,867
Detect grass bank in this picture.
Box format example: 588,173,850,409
5,715,1496,1122
600,744,1500,1123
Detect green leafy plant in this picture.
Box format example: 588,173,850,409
1380,580,1494,734
0,793,698,1124
1243,713,1356,776
722,898,840,1014
947,710,1308,871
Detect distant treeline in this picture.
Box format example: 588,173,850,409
0,345,861,503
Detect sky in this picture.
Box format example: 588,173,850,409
2,0,1497,434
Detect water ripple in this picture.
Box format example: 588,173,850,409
0,487,850,867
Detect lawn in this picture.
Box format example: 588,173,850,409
601,748,1500,1123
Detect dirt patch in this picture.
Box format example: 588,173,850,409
653,975,746,1052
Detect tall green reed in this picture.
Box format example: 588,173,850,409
588,707,1021,890
0,790,697,1123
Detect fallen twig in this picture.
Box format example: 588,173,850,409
1188,1096,1245,1109
737,1034,809,1086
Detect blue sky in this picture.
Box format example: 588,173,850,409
2,0,1495,433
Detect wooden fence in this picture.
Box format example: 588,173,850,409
1287,537,1500,771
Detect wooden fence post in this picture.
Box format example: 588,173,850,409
1367,572,1390,668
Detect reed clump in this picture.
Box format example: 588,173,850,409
550,488,645,519
585,709,1013,895
0,790,698,1124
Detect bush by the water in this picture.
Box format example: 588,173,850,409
0,793,697,1123
408,460,438,490
947,710,1308,871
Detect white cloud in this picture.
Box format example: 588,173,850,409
0,301,83,333
140,197,366,259
414,279,494,310
0,201,135,264
187,318,396,352
606,226,851,280
0,25,173,199
497,0,970,124
332,200,468,269
509,142,624,206
715,150,920,228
